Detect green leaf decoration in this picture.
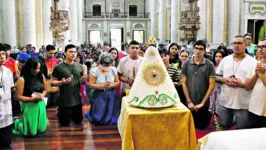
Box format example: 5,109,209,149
139,95,152,106
135,94,178,106
128,96,139,103
148,95,158,106
174,93,177,99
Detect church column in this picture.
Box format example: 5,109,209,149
24,0,37,46
223,0,228,44
35,0,43,48
58,0,70,45
77,0,83,44
3,0,17,47
43,0,53,45
70,0,78,44
171,0,178,43
150,0,157,37
0,0,5,43
206,0,213,43
177,0,181,43
197,0,207,40
228,0,241,43
158,0,166,42
17,0,24,47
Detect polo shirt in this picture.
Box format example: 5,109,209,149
181,57,216,106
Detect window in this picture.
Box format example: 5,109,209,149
93,4,101,16
112,9,120,18
129,5,137,16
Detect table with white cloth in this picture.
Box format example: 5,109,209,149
118,97,196,150
198,128,266,150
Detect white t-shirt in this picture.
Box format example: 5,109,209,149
247,64,266,116
117,56,142,92
0,66,14,128
216,54,256,109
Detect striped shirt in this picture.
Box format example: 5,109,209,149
167,65,181,85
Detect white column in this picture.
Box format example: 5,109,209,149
43,0,53,45
0,0,5,43
228,0,240,43
77,0,83,44
150,0,157,37
207,0,213,43
17,0,25,47
158,0,166,42
70,0,78,45
24,0,36,46
35,0,43,48
197,0,207,40
171,0,178,43
3,0,17,47
213,0,223,44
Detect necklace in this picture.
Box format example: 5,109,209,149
232,55,244,77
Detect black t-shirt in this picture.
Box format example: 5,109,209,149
52,62,84,107
23,75,44,97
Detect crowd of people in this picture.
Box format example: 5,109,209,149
0,32,265,148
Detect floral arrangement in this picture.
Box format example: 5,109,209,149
213,114,222,131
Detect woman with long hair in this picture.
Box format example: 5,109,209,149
14,57,47,136
179,50,190,64
108,48,121,101
168,43,182,70
209,50,226,115
108,48,119,67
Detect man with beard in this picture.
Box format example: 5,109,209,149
216,35,257,129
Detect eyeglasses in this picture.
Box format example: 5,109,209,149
245,38,252,40
257,45,266,50
194,47,205,51
231,42,244,46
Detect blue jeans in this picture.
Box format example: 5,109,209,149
218,104,250,129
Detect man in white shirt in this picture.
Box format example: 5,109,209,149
244,38,266,128
117,40,142,97
0,43,14,148
216,35,256,129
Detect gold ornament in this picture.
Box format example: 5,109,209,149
149,50,156,56
142,64,166,87
147,36,157,46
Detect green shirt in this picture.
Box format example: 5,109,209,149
52,62,84,107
